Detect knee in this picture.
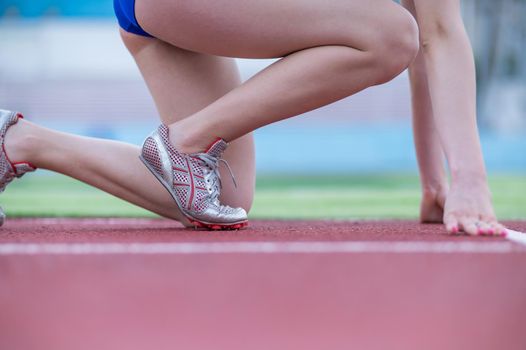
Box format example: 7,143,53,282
220,186,255,214
238,193,255,215
370,8,419,85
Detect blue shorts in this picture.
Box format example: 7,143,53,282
113,0,153,38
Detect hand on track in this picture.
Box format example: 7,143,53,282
443,181,506,236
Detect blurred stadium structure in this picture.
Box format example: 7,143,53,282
0,0,524,173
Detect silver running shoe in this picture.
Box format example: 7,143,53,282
140,124,248,230
0,110,37,226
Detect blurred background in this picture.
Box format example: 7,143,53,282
0,0,524,219
1,0,525,172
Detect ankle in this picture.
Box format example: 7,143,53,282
4,119,38,164
168,123,218,154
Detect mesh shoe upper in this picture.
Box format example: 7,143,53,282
0,110,36,192
140,124,247,226
0,109,37,226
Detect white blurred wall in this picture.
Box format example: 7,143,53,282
1,19,523,173
0,20,411,126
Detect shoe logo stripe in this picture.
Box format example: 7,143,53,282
184,158,195,211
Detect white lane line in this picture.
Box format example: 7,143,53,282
506,229,526,246
0,241,522,255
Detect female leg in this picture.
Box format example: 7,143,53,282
2,34,255,226
4,0,419,229
131,0,419,227
118,30,255,211
134,0,418,151
401,0,506,235
403,0,449,224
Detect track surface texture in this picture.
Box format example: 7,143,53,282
1,218,526,350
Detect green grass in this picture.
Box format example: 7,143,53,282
3,173,526,220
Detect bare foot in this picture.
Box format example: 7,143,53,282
443,178,506,236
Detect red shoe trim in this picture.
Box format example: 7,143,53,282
204,138,223,154
187,218,249,231
185,158,195,211
172,166,188,173
2,143,36,176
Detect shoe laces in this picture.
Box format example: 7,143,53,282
195,153,237,204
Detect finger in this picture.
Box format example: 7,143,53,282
444,215,459,234
482,216,501,236
487,221,500,236
477,221,492,235
459,217,479,236
493,222,508,236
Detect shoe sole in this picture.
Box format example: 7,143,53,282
139,155,248,231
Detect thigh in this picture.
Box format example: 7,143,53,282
135,0,404,58
121,30,255,210
122,30,241,122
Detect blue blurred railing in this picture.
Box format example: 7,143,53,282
0,0,113,17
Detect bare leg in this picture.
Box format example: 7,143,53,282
404,0,505,235
134,0,419,153
403,0,448,223
409,50,449,224
5,120,185,221
119,31,255,210
4,33,255,222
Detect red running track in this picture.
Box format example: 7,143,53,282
1,218,525,350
